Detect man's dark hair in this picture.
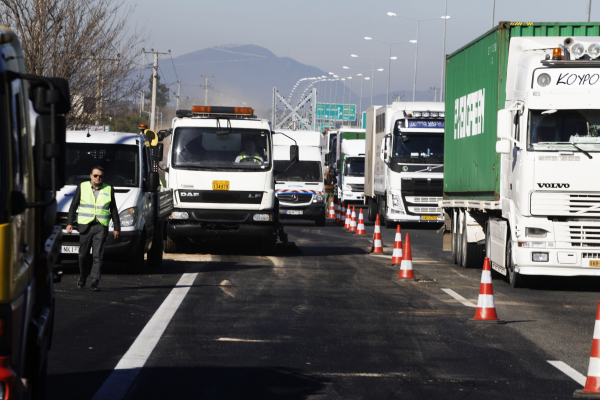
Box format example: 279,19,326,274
90,165,105,174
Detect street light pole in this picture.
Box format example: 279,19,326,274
441,0,448,101
586,0,592,22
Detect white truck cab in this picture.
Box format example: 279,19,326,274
57,130,173,271
337,139,366,204
273,130,326,225
165,106,290,254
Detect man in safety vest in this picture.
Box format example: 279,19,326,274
66,166,121,291
235,141,263,164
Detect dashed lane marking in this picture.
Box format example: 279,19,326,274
441,288,477,308
547,361,586,386
92,268,201,400
319,372,407,377
216,338,273,342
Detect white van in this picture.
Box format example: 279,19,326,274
56,130,173,272
273,130,326,225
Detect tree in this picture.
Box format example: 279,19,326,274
0,0,146,128
109,114,148,133
146,74,170,109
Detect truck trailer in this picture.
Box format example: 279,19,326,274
364,103,445,228
440,22,600,287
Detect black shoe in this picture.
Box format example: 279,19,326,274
90,282,100,291
77,277,86,289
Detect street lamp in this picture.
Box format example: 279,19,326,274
344,66,371,126
351,54,392,107
388,12,450,101
364,37,415,105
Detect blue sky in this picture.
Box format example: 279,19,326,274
127,0,598,98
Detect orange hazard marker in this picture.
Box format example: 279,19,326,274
344,205,351,229
575,302,600,398
395,234,415,280
371,215,384,253
391,225,403,265
356,208,366,235
328,198,335,219
469,257,505,324
340,203,347,226
349,206,357,232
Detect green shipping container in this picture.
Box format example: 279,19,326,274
443,21,600,201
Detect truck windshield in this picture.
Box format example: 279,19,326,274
392,133,444,162
173,127,270,170
345,158,364,176
64,143,140,187
274,161,321,182
528,109,600,151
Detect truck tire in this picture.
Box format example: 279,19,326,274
147,225,164,268
506,229,526,288
128,233,145,274
368,198,377,222
260,235,276,256
164,236,180,254
315,214,326,226
460,211,485,268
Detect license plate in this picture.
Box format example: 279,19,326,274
61,246,92,254
589,260,600,267
421,215,438,220
286,210,303,215
212,181,229,190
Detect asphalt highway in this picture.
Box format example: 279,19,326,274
48,215,600,399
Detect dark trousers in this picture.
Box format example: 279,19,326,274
79,223,108,283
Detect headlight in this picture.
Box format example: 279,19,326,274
315,195,324,201
571,43,585,59
253,213,273,221
526,227,548,238
537,73,551,87
532,252,549,262
589,43,600,59
391,194,401,207
422,111,430,117
413,111,422,117
171,211,189,220
344,185,352,191
439,112,445,118
430,112,438,117
119,207,138,227
518,241,546,248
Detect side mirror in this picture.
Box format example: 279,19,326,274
496,139,511,154
497,109,513,140
10,191,27,215
290,145,299,163
30,77,71,115
157,129,171,141
152,143,164,162
34,115,66,190
148,172,160,192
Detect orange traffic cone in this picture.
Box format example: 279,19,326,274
575,302,600,397
391,225,403,265
396,234,415,280
344,205,351,229
335,201,341,224
371,215,384,253
328,198,335,219
349,206,357,232
356,208,366,235
469,257,505,324
340,203,347,226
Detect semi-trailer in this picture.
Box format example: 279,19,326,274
440,22,600,287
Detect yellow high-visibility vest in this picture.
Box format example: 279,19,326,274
77,182,112,226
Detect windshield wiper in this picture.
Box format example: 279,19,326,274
569,143,593,159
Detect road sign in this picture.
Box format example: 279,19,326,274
316,103,356,121
362,112,366,129
319,122,334,131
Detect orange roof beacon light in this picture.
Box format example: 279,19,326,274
139,123,148,130
191,106,254,115
552,47,563,60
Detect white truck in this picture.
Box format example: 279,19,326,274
273,130,326,226
364,102,445,228
57,130,173,272
440,23,600,287
336,138,366,205
164,106,293,255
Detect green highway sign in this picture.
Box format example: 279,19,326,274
362,112,366,129
316,103,356,121
319,122,334,131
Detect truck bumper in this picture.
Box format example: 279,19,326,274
341,191,364,203
514,247,600,277
279,202,325,221
386,210,444,223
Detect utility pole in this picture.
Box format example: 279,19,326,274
587,0,592,22
142,48,170,131
200,76,214,105
82,56,120,126
176,79,181,109
430,87,440,102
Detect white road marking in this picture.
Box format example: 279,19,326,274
91,270,199,400
441,288,477,308
548,361,586,386
216,338,272,343
219,280,236,297
319,372,407,377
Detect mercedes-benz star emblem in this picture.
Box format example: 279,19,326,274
291,194,298,202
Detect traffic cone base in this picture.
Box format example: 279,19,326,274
391,225,403,265
396,233,415,280
371,215,384,254
469,257,505,324
574,301,600,397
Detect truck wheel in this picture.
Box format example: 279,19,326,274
128,233,145,274
164,236,180,253
367,198,377,222
506,230,526,288
315,215,326,226
460,211,485,268
147,226,164,268
260,235,276,256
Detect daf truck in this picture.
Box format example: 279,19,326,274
0,26,71,398
440,22,600,287
364,103,445,228
273,130,326,226
164,106,293,255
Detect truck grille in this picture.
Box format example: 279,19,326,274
583,253,600,259
56,212,69,228
531,193,600,217
554,223,600,248
192,211,249,222
278,193,312,204
408,207,441,214
406,197,442,204
350,184,364,192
